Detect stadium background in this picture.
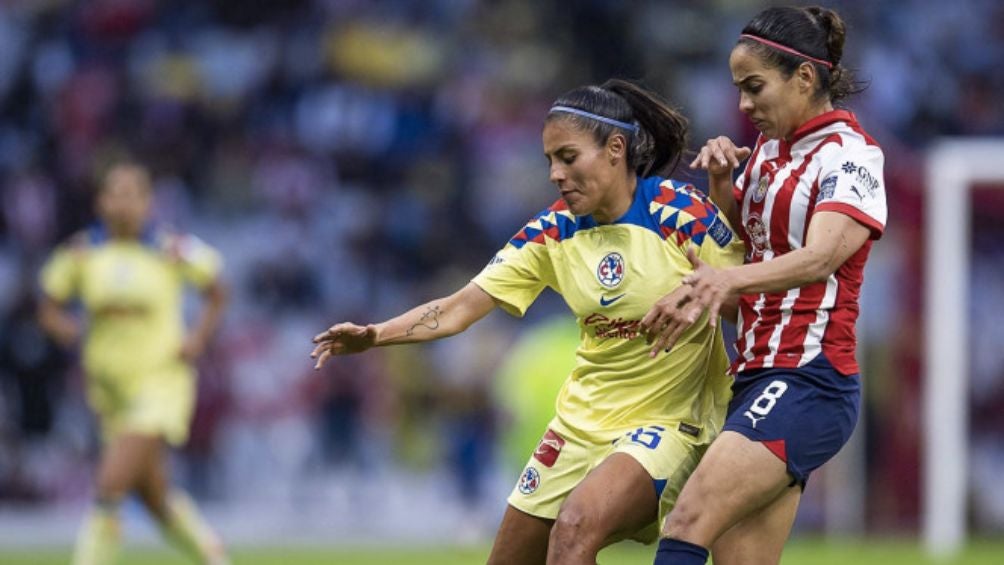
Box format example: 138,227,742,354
0,0,1002,563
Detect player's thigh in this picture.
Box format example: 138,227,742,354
135,439,171,519
609,424,708,544
556,452,658,546
711,484,800,565
663,431,791,545
96,433,163,496
487,505,553,565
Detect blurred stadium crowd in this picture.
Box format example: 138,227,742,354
1,0,1003,541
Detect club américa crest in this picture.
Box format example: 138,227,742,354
518,466,541,494
596,252,625,288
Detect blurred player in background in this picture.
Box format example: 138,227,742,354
312,79,744,564
642,6,887,565
493,316,579,471
37,162,230,565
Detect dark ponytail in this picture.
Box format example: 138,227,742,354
546,79,688,177
739,6,863,103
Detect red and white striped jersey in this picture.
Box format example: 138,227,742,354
731,110,886,376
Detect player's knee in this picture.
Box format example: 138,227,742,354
550,506,601,554
95,473,132,501
138,488,170,521
662,498,703,539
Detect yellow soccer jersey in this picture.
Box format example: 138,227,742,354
473,177,745,442
40,224,222,383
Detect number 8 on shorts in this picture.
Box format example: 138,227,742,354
743,380,788,427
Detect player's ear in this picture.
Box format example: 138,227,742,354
606,133,627,165
796,62,816,95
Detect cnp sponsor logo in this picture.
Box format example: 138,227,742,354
840,161,879,197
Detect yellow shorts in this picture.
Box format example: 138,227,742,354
507,417,711,543
86,364,195,446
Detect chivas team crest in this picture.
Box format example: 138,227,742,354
753,174,770,203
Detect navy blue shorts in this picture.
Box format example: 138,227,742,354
723,354,860,486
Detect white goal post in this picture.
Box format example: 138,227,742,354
923,138,1004,556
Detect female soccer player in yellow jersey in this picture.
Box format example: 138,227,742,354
38,162,230,565
312,79,745,564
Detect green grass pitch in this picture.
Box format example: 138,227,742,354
2,538,1002,564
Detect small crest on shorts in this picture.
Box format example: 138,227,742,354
518,466,541,494
596,252,625,288
532,428,565,468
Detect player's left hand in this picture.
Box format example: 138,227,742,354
640,285,697,357
311,322,378,369
680,247,735,329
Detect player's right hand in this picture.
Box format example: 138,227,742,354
310,323,378,369
690,136,752,177
640,284,696,357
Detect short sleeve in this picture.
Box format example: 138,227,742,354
471,242,550,318
174,234,223,288
39,247,80,303
653,180,745,269
815,145,887,239
695,214,746,270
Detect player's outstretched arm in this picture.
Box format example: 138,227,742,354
680,211,871,331
311,282,497,369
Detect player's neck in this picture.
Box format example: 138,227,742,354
592,174,636,224
106,225,141,240
785,101,835,141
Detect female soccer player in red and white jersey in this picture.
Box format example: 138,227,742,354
642,6,887,565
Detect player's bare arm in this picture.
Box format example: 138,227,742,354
684,211,872,327
690,136,751,230
181,278,229,362
311,282,497,369
37,295,82,348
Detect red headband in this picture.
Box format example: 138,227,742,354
739,34,833,69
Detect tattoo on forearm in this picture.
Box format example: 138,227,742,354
406,305,442,336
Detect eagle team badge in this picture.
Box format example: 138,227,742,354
596,252,625,288
518,467,541,494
